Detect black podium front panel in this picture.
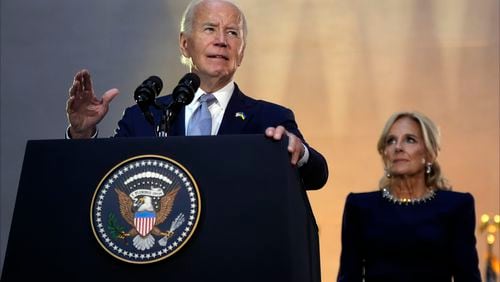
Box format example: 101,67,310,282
1,135,319,282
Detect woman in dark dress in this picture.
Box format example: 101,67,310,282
337,111,481,282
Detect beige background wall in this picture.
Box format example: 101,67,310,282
236,0,499,280
1,0,498,280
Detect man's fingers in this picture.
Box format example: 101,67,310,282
66,96,74,113
274,126,285,139
265,126,304,166
265,127,274,137
287,134,299,164
102,88,120,105
265,126,286,140
73,70,83,82
69,80,81,97
70,69,89,97
81,69,93,91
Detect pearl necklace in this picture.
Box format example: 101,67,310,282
382,187,436,205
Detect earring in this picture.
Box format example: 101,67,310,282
425,162,432,174
385,168,392,178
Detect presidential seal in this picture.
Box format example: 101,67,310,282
90,155,201,264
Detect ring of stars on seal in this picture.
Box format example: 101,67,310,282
90,155,201,264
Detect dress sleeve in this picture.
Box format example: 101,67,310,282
451,192,481,282
337,193,364,282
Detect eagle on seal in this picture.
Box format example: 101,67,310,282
115,187,180,251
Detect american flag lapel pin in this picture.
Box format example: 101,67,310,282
235,112,246,120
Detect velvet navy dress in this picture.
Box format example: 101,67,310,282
337,190,481,282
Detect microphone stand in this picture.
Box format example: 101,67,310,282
156,101,181,138
155,101,170,137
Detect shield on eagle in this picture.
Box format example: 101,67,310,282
134,211,156,236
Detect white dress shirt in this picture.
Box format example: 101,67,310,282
184,81,234,136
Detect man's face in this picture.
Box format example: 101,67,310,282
180,1,245,83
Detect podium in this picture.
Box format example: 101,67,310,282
1,135,320,281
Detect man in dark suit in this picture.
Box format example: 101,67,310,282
66,0,328,190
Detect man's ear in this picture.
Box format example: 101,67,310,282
237,44,245,67
179,32,190,58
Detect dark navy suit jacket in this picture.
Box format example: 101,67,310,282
114,84,328,190
337,190,481,282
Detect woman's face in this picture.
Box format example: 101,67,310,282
383,117,429,178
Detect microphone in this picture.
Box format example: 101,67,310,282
171,72,200,107
157,73,201,136
134,76,163,125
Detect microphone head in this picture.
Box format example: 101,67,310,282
145,75,163,94
172,73,200,105
134,75,163,103
179,73,200,91
134,75,163,125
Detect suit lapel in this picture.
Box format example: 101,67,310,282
167,107,186,136
218,85,256,134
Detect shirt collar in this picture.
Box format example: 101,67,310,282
190,81,234,109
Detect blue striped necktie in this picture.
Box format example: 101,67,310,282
187,93,216,136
